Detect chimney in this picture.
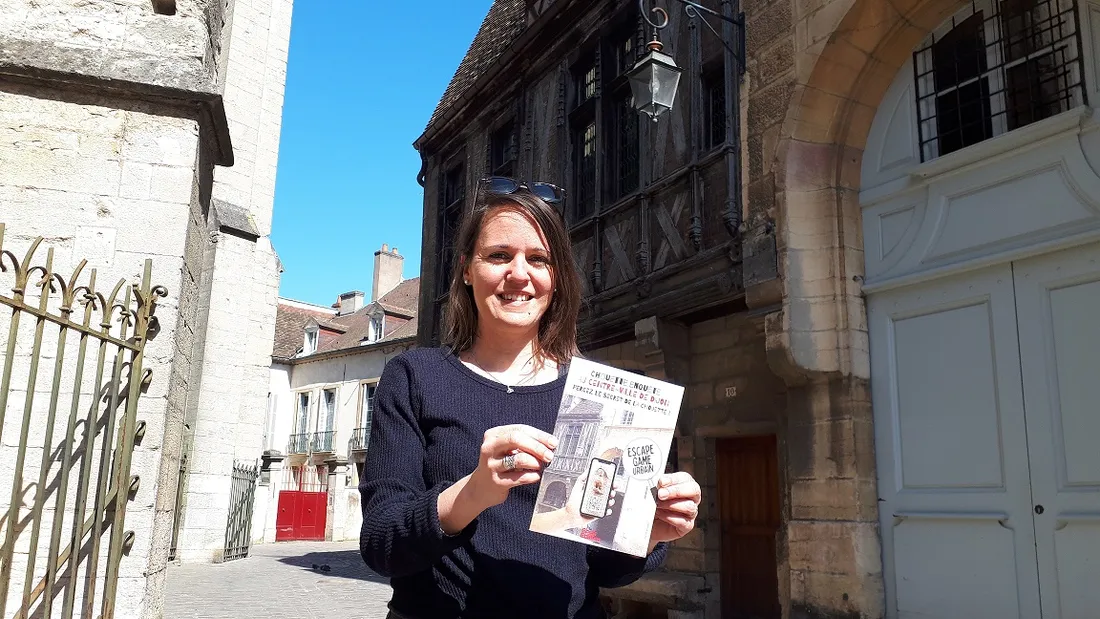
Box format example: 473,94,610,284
337,290,364,315
372,244,404,301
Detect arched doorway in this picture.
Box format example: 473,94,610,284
769,0,1100,616
859,1,1100,616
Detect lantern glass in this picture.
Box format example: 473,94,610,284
627,48,683,120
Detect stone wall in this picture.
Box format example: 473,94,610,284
0,0,218,92
211,0,293,235
748,0,973,617
0,81,204,616
173,0,291,563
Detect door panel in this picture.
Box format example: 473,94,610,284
1012,242,1100,618
868,263,1041,618
275,491,299,542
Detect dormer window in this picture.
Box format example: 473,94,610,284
913,0,1085,161
365,311,384,344
303,326,318,355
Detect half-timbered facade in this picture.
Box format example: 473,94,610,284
416,0,1100,618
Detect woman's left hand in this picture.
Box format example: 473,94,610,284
650,472,701,544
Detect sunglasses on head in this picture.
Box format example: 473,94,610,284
478,176,565,205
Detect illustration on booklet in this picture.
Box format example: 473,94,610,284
529,357,684,557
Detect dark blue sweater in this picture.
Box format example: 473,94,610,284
359,348,667,619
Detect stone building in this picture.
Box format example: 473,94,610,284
0,0,292,615
415,0,1100,617
261,246,419,545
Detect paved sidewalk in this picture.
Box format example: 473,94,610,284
164,541,392,619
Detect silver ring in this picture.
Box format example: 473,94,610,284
501,454,517,472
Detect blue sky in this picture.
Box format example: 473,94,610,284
270,1,494,307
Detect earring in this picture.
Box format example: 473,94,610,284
463,280,470,285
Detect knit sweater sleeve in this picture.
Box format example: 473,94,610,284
358,355,476,578
586,541,669,588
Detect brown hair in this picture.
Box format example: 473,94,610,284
443,191,581,365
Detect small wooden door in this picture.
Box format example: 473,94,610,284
717,435,781,619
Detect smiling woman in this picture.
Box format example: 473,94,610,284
357,178,703,618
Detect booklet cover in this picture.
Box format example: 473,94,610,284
529,357,684,557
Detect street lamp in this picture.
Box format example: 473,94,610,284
628,0,746,121
627,37,683,122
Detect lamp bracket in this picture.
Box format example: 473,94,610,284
640,0,746,74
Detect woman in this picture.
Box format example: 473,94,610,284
359,177,702,619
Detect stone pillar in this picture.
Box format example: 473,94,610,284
766,313,884,619
258,452,285,544
326,459,349,542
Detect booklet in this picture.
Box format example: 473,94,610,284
529,357,684,557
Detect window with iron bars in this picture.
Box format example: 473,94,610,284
913,0,1086,161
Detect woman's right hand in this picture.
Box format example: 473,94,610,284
468,424,557,509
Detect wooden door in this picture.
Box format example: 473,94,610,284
717,436,781,619
1013,242,1100,617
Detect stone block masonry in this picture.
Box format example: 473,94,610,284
0,3,294,619
172,0,292,564
0,78,205,616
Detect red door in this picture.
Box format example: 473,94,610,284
276,491,327,541
275,465,329,541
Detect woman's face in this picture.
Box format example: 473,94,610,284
463,206,555,342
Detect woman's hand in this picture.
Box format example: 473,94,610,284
467,424,557,508
649,472,701,545
439,424,556,535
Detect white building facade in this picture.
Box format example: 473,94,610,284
257,246,419,545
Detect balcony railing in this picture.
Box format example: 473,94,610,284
349,427,370,452
287,433,310,454
312,430,335,453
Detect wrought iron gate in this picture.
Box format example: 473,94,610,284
222,461,258,562
0,224,165,619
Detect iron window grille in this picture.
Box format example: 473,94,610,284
285,464,328,493
312,430,335,453
287,433,310,454
350,427,370,451
913,0,1086,161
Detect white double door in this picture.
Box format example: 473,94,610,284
870,242,1100,618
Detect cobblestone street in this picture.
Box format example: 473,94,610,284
164,541,392,618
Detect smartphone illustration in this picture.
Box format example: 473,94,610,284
579,457,617,519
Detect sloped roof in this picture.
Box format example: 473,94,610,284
274,278,421,362
424,0,527,134
272,302,337,360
